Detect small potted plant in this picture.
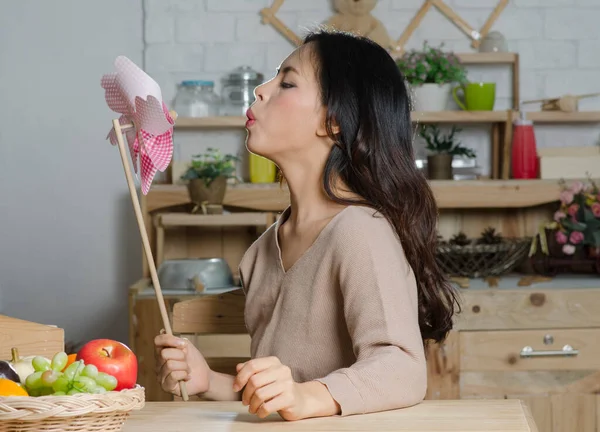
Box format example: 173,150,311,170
419,124,475,180
181,148,240,213
396,42,467,111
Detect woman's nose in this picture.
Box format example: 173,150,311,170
254,83,265,101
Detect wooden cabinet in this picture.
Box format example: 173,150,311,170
426,277,600,432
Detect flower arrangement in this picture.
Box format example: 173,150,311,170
419,124,476,158
396,42,468,86
553,178,600,255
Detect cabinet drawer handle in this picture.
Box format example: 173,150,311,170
520,344,579,358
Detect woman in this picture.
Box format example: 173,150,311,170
155,29,459,421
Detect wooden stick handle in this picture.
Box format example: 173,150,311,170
112,119,189,401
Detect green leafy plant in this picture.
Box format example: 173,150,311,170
396,42,468,86
181,148,240,186
419,124,476,158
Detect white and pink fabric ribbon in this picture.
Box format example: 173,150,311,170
101,56,174,194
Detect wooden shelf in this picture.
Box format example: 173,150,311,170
174,111,511,129
523,111,600,123
413,111,510,123
157,212,271,227
456,52,517,64
431,179,562,209
143,183,289,213
145,179,570,212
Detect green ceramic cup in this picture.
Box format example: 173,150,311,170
452,82,496,111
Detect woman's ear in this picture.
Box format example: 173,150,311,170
316,116,340,138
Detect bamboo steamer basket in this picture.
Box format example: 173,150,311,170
0,385,144,432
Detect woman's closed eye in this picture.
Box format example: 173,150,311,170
280,81,295,89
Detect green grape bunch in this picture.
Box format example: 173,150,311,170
23,352,118,396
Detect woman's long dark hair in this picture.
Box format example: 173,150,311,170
304,29,460,344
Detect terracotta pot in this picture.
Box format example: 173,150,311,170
427,154,453,180
187,176,228,207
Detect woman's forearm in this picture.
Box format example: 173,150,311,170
201,370,242,401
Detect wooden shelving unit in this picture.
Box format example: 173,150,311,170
132,52,600,429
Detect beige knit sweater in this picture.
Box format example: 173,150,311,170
238,205,427,416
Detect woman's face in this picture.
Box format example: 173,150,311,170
245,44,330,166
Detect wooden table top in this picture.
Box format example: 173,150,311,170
122,399,538,431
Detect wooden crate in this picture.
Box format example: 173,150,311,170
0,315,64,359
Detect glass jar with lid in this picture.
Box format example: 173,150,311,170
220,66,264,116
173,80,221,117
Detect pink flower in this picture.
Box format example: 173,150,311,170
570,181,584,194
569,231,584,245
562,244,576,255
554,211,566,222
568,204,580,217
555,230,568,244
560,190,574,205
592,203,600,218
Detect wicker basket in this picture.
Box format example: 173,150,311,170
0,385,144,432
436,238,531,278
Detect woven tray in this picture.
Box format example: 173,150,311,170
0,385,144,432
436,238,531,278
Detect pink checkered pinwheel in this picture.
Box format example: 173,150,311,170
101,56,174,194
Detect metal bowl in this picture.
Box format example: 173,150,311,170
156,258,235,291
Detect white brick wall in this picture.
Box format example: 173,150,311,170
144,0,600,178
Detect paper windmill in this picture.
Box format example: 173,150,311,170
100,56,188,400
101,56,174,194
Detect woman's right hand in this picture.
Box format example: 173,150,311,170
154,332,211,397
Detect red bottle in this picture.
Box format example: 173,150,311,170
511,113,538,179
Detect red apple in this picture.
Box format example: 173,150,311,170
76,339,137,391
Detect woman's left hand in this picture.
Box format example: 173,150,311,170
233,357,309,420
